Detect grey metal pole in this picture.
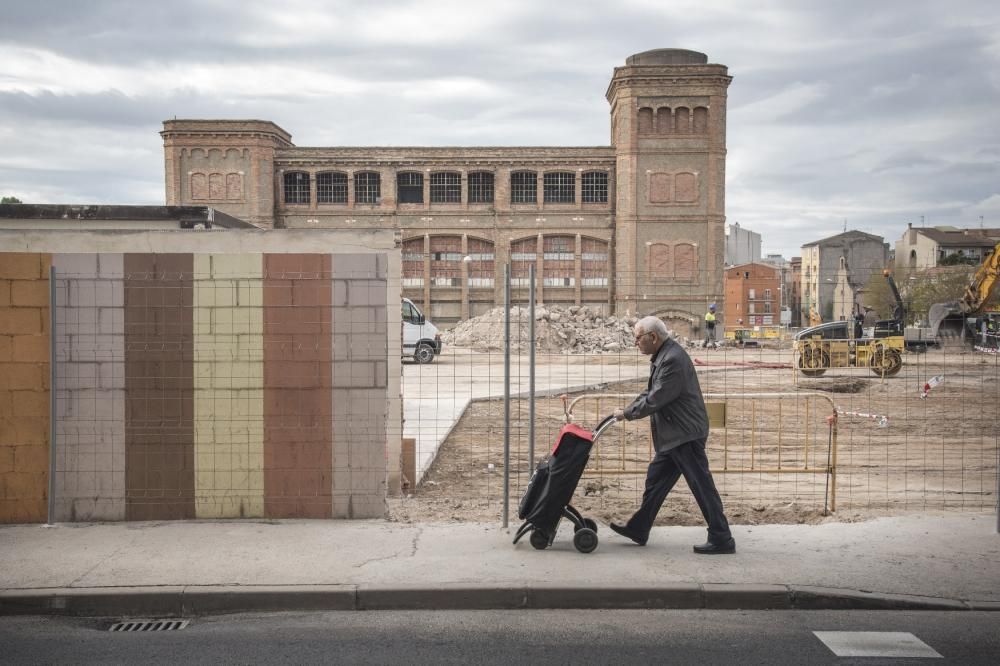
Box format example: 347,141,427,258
528,263,536,470
47,266,57,525
502,263,511,528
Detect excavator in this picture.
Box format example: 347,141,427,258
928,240,1000,348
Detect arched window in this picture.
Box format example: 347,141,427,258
675,172,697,202
354,171,380,204
638,107,654,134
674,107,691,134
397,172,423,204
582,171,608,204
543,172,575,204
225,173,243,200
656,107,672,134
317,172,348,204
429,236,462,286
209,173,224,199
191,173,207,200
674,243,696,279
510,237,537,286
430,172,461,204
466,238,495,288
649,243,672,279
543,235,575,287
510,171,537,204
581,237,609,287
693,106,709,133
468,171,494,204
283,171,310,205
401,238,424,288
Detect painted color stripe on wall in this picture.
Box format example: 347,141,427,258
193,254,264,518
53,254,126,521
0,252,52,523
263,254,333,518
124,254,195,520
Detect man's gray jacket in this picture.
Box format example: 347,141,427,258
623,338,709,453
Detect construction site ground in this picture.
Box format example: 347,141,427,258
390,346,999,526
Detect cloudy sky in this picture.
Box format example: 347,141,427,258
1,0,998,257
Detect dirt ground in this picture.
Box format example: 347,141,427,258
388,347,1000,526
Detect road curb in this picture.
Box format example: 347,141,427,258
1,584,995,617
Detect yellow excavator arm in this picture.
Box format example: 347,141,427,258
959,240,1000,314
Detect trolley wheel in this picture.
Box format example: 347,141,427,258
580,518,598,533
529,529,549,550
573,528,598,554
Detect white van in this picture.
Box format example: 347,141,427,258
402,298,442,363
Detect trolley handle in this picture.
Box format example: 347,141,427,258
591,414,618,441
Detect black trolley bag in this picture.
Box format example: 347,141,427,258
513,414,617,554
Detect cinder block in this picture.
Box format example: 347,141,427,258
12,390,48,417
2,363,42,390
0,280,10,307
0,309,42,335
13,445,49,473
0,254,42,280
13,335,49,363
53,254,98,276
98,307,123,335
0,335,11,362
0,447,13,473
11,281,50,307
333,255,377,278
97,254,124,280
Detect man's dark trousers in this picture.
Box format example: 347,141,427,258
625,437,732,544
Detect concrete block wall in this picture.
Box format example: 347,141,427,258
53,254,126,521
0,230,400,523
0,253,52,523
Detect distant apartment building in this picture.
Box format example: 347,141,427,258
724,262,779,329
894,224,1000,269
725,222,761,266
788,256,802,327
800,231,889,324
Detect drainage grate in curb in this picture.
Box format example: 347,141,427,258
109,619,189,632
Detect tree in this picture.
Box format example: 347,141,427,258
939,252,977,266
1,196,22,204
864,266,978,325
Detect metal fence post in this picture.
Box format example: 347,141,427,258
529,263,536,469
47,266,57,525
502,263,511,528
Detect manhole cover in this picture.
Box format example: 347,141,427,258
108,619,189,632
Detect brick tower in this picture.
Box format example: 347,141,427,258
161,120,293,228
607,49,731,332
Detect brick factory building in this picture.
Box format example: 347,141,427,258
724,263,780,331
161,48,732,334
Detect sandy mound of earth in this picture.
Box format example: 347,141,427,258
443,305,641,353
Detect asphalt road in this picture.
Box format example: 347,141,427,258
3,610,999,664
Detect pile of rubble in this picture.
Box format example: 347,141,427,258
443,305,641,354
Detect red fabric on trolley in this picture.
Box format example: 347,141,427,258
551,423,594,455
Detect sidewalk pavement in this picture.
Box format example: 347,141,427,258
2,513,999,617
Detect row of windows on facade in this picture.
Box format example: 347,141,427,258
637,106,710,135
735,302,774,314
401,235,609,287
281,171,609,205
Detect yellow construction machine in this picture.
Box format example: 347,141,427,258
793,271,905,378
928,241,1000,348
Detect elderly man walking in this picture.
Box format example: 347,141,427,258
611,315,735,554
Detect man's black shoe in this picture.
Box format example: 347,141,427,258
609,522,647,546
693,538,736,554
